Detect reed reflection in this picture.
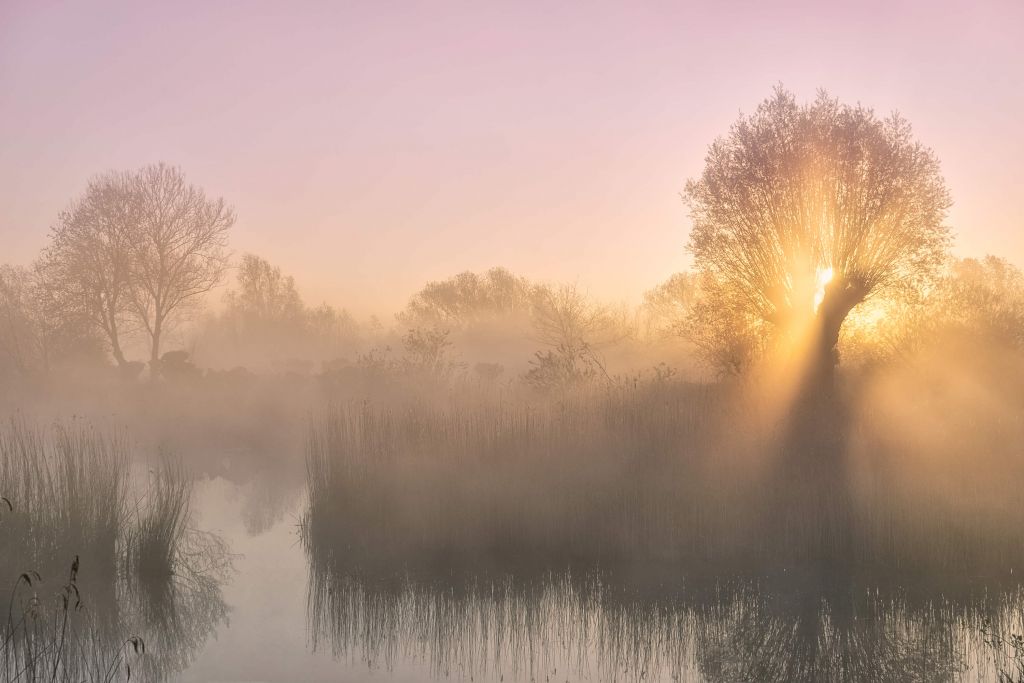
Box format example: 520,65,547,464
306,540,1024,682
0,421,232,682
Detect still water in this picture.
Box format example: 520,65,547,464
161,476,1023,682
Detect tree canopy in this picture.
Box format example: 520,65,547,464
398,267,536,328
684,88,952,380
44,164,233,377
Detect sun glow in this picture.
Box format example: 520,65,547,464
813,267,834,312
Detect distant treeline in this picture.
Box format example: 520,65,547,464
2,159,1024,392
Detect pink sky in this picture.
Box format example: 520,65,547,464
1,0,1022,315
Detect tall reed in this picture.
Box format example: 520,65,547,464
0,419,228,682
304,380,1024,579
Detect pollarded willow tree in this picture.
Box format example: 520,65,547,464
684,88,952,387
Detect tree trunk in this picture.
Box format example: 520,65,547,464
110,334,127,368
149,318,162,381
104,307,129,370
805,314,842,398
786,277,866,469
767,278,867,565
805,277,867,399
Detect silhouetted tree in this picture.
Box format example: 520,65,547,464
942,256,1024,348
525,284,618,389
0,262,98,377
204,254,361,369
685,88,951,388
127,164,233,379
398,267,535,328
44,171,136,369
532,284,610,347
400,327,464,381
684,274,766,377
860,255,1024,363
227,254,304,324
642,272,698,339
0,265,44,375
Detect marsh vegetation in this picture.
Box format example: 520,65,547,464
2,71,1024,682
0,422,230,682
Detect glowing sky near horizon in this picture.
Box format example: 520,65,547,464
1,0,1022,315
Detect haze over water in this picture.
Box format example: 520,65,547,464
2,2,1024,682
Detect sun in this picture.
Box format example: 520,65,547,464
813,267,833,312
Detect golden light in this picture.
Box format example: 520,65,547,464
813,266,834,312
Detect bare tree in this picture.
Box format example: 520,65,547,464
682,274,766,378
684,87,951,388
642,272,698,339
203,253,361,368
526,284,619,388
0,265,40,375
942,256,1024,349
398,267,535,328
0,262,97,376
400,327,464,381
228,253,304,323
127,164,234,378
531,284,605,351
861,256,1024,363
44,171,136,368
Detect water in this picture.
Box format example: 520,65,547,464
3,426,1020,683
180,476,442,682
164,476,1021,682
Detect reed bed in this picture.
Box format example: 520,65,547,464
0,420,229,682
0,422,128,582
304,381,1024,577
307,395,1024,577
305,385,748,568
301,376,1024,679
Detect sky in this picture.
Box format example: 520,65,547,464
1,0,1022,316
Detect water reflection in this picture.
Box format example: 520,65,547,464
306,546,1020,682
124,530,233,680
0,422,232,682
2,532,231,682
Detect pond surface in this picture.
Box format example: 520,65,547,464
163,476,1022,682
178,477,418,683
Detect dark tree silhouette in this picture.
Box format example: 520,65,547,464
684,88,951,388
127,164,233,379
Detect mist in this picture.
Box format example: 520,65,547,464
4,2,1024,682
